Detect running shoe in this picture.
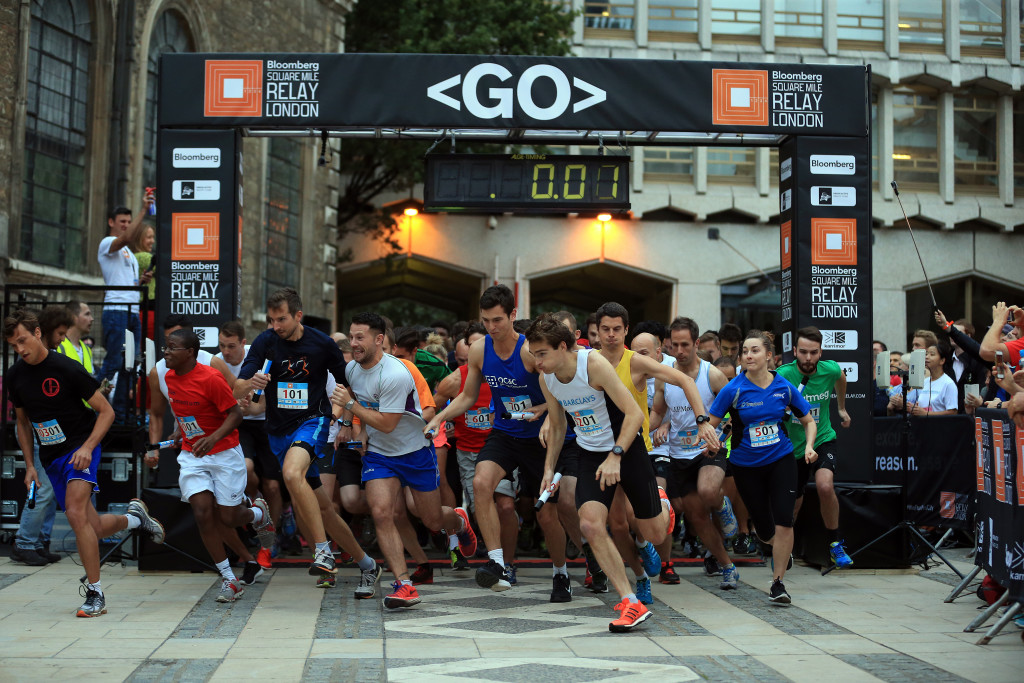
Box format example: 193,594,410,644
1014,613,1024,629
315,572,336,588
505,564,518,586
475,559,512,592
720,563,739,590
659,562,680,585
39,541,61,563
581,543,609,593
216,579,244,603
410,563,433,585
565,539,581,560
256,547,273,569
383,581,420,609
337,551,353,565
251,497,271,530
10,546,47,566
733,533,753,555
355,563,383,599
239,561,264,586
609,599,652,632
77,586,107,617
769,552,794,573
829,540,854,568
453,507,478,557
550,573,572,603
714,496,739,541
127,498,165,544
769,578,791,604
703,551,722,576
635,576,653,605
309,547,337,575
638,541,661,578
658,486,676,535
449,547,470,571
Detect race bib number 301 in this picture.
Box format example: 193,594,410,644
749,421,780,448
500,395,532,414
278,382,309,409
33,419,66,446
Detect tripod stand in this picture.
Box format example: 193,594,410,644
823,377,964,578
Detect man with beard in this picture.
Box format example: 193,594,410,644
777,326,853,569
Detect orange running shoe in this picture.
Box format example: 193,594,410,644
256,547,273,569
453,507,478,557
383,581,421,609
658,486,675,536
609,599,652,633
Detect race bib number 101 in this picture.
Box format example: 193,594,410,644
278,382,309,409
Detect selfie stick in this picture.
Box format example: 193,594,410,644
891,181,937,310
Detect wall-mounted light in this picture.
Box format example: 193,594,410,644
404,207,419,217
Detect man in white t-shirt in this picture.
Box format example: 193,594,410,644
97,197,153,423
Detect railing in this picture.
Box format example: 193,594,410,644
648,1,698,41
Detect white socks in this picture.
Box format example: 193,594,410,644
125,515,141,530
488,549,505,566
215,559,236,582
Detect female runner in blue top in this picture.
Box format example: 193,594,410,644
708,329,817,605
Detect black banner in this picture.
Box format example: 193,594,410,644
158,53,868,136
974,409,1024,601
779,136,874,481
872,416,976,528
156,129,241,349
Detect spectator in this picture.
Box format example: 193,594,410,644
901,343,957,416
58,301,96,376
980,302,1024,369
872,339,887,355
97,195,153,423
132,223,156,338
933,310,989,413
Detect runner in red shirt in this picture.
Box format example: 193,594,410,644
162,329,272,604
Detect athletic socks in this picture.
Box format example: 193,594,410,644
634,570,648,581
86,581,103,596
552,564,568,577
624,592,639,604
250,506,264,526
448,534,459,551
827,527,841,544
488,549,505,567
357,554,376,571
215,559,237,582
125,515,141,530
635,538,648,550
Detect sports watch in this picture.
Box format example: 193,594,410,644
611,445,624,455
696,414,710,424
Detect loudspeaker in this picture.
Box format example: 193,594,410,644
795,482,909,569
138,487,209,571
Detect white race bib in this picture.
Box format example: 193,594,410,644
792,406,820,424
177,416,205,439
277,382,308,409
749,421,780,448
33,419,66,446
359,399,380,412
465,408,493,430
677,427,700,447
500,395,533,414
569,409,601,435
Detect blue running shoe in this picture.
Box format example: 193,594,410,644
635,576,653,605
715,496,739,542
829,540,854,568
720,563,739,590
638,541,661,578
505,564,518,586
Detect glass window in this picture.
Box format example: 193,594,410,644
898,0,945,51
584,2,634,33
774,0,823,45
711,0,761,43
837,0,884,45
871,88,878,184
21,0,91,270
143,11,194,188
643,147,693,180
1013,99,1024,189
952,91,998,191
648,1,698,40
892,86,939,189
959,0,1004,54
265,138,304,298
708,147,755,183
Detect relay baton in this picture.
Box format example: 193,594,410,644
535,472,563,509
252,359,273,403
341,441,363,449
148,439,176,450
27,480,37,509
501,411,535,421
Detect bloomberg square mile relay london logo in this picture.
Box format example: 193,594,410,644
205,59,322,118
713,68,827,128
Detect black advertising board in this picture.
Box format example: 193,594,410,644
872,416,976,528
974,410,1024,601
779,136,873,482
155,129,241,349
158,53,868,136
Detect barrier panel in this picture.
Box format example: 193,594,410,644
974,409,1024,602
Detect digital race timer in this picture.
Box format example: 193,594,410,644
423,154,630,213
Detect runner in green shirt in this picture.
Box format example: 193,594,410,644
777,326,853,568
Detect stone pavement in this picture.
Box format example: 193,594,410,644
0,550,1021,682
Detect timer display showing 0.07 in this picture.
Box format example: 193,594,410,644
424,154,630,212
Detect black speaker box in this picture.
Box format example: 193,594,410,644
138,487,210,571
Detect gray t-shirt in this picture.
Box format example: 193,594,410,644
346,354,428,457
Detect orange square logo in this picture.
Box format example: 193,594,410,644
172,213,220,260
939,491,956,519
204,60,262,117
811,218,857,265
712,69,769,126
780,220,792,270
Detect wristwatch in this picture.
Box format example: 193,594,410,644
344,399,356,411
611,445,624,455
341,419,353,428
696,414,710,424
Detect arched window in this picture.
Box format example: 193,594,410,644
143,10,194,186
22,0,92,270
